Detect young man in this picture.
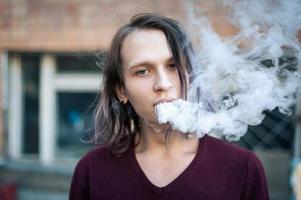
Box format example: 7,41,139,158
69,13,269,200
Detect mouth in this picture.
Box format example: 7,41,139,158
153,98,176,107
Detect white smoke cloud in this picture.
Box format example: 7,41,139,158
155,0,301,141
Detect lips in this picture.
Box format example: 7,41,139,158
153,98,176,107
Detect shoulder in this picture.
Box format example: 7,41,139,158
202,135,262,169
74,144,133,174
70,146,111,199
70,146,112,189
204,135,251,156
201,135,269,199
74,145,111,171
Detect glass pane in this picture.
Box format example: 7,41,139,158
21,55,40,154
56,92,97,158
56,53,101,74
236,109,294,150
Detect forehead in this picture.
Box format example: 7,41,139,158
121,29,173,67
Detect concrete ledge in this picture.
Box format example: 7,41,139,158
0,160,73,192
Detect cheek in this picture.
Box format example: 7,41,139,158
172,75,181,95
126,92,151,120
124,81,154,116
125,81,151,104
124,74,154,94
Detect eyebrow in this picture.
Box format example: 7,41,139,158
128,57,174,69
128,61,153,69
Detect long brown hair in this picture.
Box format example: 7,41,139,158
94,13,195,156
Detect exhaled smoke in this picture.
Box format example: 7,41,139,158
155,0,301,141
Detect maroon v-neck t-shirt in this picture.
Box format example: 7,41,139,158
69,135,269,200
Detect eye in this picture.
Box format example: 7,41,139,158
168,63,177,70
134,69,150,76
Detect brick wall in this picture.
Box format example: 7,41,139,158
0,0,300,51
0,0,240,52
0,0,184,51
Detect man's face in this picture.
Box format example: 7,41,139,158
118,29,181,126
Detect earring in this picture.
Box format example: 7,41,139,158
120,98,127,104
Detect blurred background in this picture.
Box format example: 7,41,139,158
0,0,300,199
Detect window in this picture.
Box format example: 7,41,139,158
22,55,40,155
7,53,102,165
56,92,96,158
56,53,100,74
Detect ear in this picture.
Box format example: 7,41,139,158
116,86,128,104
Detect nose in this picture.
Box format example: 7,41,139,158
153,68,173,92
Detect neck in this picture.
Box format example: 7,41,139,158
135,121,199,155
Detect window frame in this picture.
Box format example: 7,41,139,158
7,53,101,166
